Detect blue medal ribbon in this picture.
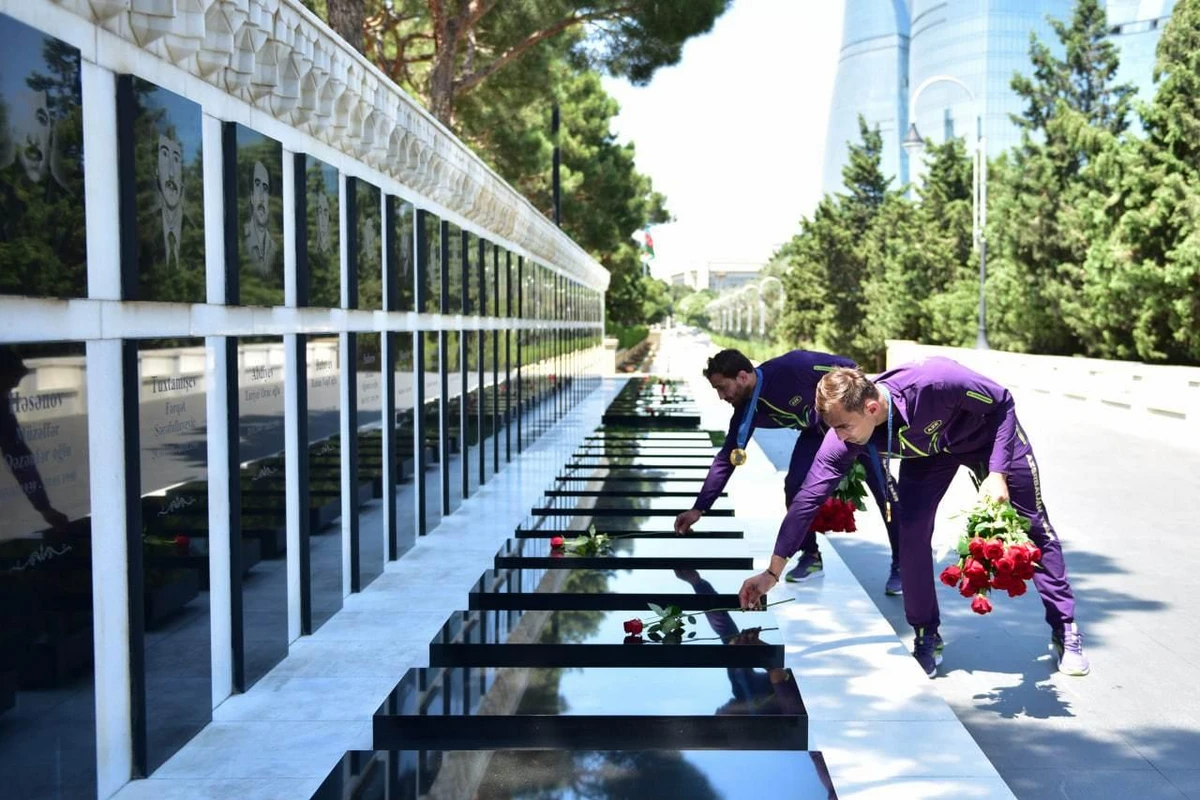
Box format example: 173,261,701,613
729,368,764,466
867,386,899,522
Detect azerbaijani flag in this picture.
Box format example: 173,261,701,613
642,226,656,260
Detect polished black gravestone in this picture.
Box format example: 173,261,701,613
515,523,743,540
311,749,838,799
585,432,712,442
430,609,783,668
495,537,753,570
469,566,758,611
372,664,807,750
566,457,713,471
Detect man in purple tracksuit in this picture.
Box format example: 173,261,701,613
737,357,1089,677
674,348,901,594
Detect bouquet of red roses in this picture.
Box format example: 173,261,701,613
939,498,1043,615
809,462,868,534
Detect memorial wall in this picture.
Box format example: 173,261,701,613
0,1,609,797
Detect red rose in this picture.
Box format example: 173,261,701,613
174,535,190,550
1027,545,1042,563
940,565,962,586
983,539,1005,561
845,516,857,532
623,618,644,635
990,572,1012,590
1016,562,1036,580
1009,547,1029,566
994,557,1016,575
968,537,987,559
959,579,979,597
964,558,987,581
971,594,993,615
550,536,565,548
1006,579,1027,598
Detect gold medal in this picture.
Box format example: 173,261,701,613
729,448,748,466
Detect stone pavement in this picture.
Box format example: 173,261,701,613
661,327,1200,800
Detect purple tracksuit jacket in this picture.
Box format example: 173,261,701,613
775,356,1075,631
693,349,856,512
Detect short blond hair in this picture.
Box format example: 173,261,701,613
816,367,879,416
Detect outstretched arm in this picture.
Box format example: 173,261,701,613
677,412,742,534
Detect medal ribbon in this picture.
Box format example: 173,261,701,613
867,386,899,522
730,367,764,463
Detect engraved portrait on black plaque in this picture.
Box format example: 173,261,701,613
123,78,204,302
0,16,85,299
235,126,283,306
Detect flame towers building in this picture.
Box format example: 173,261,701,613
822,0,1176,197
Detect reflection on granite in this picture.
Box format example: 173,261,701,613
372,664,806,750
432,606,782,668
469,566,760,611
516,526,743,540
494,537,753,570
312,749,837,800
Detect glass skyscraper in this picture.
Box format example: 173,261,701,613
822,0,1176,197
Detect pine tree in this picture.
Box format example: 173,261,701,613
991,0,1135,354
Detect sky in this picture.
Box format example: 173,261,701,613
601,0,845,282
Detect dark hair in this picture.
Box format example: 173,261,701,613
703,349,753,380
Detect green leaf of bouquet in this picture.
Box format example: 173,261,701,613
648,603,666,617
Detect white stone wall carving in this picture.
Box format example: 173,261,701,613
47,0,609,290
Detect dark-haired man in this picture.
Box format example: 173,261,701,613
674,348,901,594
737,357,1089,678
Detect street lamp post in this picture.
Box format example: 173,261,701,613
903,75,989,349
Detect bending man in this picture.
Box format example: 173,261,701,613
675,349,901,593
738,357,1089,678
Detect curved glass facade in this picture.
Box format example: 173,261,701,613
822,1,1173,195
821,0,911,195
1108,0,1177,108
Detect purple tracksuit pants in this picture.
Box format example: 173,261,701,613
896,419,1076,633
784,430,899,568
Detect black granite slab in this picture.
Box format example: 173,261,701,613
585,432,712,442
516,526,744,540
372,664,806,750
468,566,760,612
574,445,714,455
576,441,715,449
312,749,837,799
569,454,715,466
518,512,744,534
494,537,753,570
543,489,718,498
531,507,733,517
430,608,783,668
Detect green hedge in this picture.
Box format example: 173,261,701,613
608,324,649,351
707,333,781,364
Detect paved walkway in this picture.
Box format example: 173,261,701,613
662,328,1200,800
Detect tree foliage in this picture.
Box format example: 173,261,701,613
761,0,1200,367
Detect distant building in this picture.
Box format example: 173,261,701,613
822,0,1176,197
669,261,763,293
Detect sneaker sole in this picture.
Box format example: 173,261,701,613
785,570,823,583
1049,642,1089,676
885,587,903,596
